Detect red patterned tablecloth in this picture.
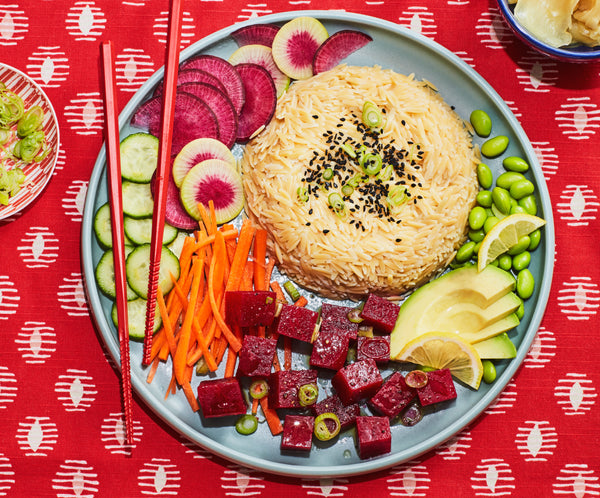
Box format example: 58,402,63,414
1,0,600,496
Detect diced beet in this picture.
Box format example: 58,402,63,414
331,359,383,405
356,336,391,364
177,82,238,149
150,162,198,230
310,330,349,371
417,368,457,406
319,303,359,340
359,294,400,334
231,23,280,47
197,378,247,418
275,304,319,343
313,30,373,75
225,290,277,327
268,369,318,409
234,63,276,143
236,335,277,377
281,414,314,451
312,394,359,431
180,55,245,116
152,68,228,98
130,92,219,155
355,416,391,460
368,372,416,418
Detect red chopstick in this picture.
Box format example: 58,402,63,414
142,0,185,365
101,40,134,445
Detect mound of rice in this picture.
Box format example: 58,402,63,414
241,65,479,300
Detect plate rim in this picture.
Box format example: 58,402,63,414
82,10,555,478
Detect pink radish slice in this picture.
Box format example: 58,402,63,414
152,68,227,97
228,44,290,97
172,137,236,188
234,63,277,143
231,23,280,47
177,82,238,149
151,164,198,230
180,55,245,116
313,30,373,74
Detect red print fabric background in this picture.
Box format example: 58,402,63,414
1,1,599,497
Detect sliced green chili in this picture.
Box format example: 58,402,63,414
249,379,269,400
298,382,318,407
314,412,341,441
235,414,258,435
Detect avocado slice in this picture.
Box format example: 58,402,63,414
472,332,517,359
460,313,520,343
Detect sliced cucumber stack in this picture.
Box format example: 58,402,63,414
112,298,162,340
125,244,180,300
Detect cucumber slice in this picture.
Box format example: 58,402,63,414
95,248,138,301
123,216,179,246
125,244,180,299
122,181,154,219
93,203,134,248
120,132,159,183
111,297,162,340
167,231,192,259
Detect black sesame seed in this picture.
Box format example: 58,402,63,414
323,229,330,234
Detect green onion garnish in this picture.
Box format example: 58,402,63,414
322,168,334,181
283,280,301,302
341,184,354,196
362,101,384,129
297,186,309,203
387,185,408,207
340,142,356,158
361,153,382,176
328,192,346,217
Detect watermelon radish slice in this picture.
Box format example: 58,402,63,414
231,23,280,47
152,68,227,97
313,30,373,74
179,159,244,224
172,137,237,188
151,163,198,230
228,44,290,97
131,92,219,155
234,63,277,143
272,17,329,80
178,82,238,149
180,55,245,116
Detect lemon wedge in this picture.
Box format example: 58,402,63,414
396,332,484,389
477,213,546,272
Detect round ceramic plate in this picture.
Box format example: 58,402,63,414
0,64,60,221
81,11,554,477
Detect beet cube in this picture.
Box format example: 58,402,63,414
417,368,457,406
319,303,359,340
312,394,359,431
355,416,392,459
359,294,400,334
331,359,383,405
225,290,276,327
281,415,315,451
356,336,391,364
275,304,319,343
197,378,247,418
310,330,350,371
368,372,417,418
268,369,318,409
236,335,277,377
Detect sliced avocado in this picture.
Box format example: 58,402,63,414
390,265,516,358
461,313,520,344
472,332,517,359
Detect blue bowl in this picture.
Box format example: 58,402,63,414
497,0,600,62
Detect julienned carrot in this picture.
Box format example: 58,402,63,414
156,287,177,360
264,257,276,289
269,280,287,302
225,219,256,293
294,295,308,308
181,381,199,412
224,324,243,377
260,396,283,436
253,228,267,291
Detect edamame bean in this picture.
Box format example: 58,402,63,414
498,254,512,271
516,300,525,320
508,235,531,256
518,194,537,215
510,204,527,215
456,241,476,263
492,186,512,215
470,110,492,137
476,190,493,207
512,251,531,271
528,229,541,251
503,156,529,173
481,135,509,158
477,163,493,189
469,228,486,242
516,269,535,299
496,171,526,190
482,360,497,384
484,216,499,233
469,206,487,230
510,179,535,200
473,241,481,254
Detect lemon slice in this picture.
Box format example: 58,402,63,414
477,213,546,272
396,332,484,389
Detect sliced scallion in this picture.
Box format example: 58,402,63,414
361,153,382,176
283,280,301,302
322,168,334,181
362,100,384,129
297,186,309,203
328,192,345,217
341,184,354,197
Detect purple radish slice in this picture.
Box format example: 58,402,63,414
172,137,236,188
177,82,238,149
272,16,329,80
234,63,277,143
228,44,290,97
151,163,198,230
152,68,227,97
131,92,219,155
231,23,280,47
313,30,373,74
179,159,244,224
180,55,245,116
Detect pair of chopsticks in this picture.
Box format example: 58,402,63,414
100,0,184,446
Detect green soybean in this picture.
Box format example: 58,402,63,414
492,187,512,215
469,228,486,243
469,206,487,230
517,269,535,299
481,135,509,158
498,254,512,271
508,235,531,256
512,251,531,271
528,229,541,251
484,215,499,233
516,300,525,320
476,190,493,208
518,194,537,215
503,156,529,172
496,171,526,190
510,179,535,200
482,360,497,384
477,163,493,189
456,241,476,263
470,110,492,137
510,204,527,215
